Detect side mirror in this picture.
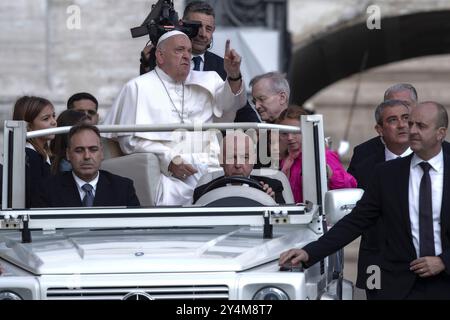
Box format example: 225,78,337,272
324,188,364,225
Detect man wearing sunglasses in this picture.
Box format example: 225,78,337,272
67,92,99,125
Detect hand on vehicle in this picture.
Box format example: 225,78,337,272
279,248,309,267
168,156,198,180
410,256,445,277
259,181,275,199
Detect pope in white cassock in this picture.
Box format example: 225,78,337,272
102,30,247,205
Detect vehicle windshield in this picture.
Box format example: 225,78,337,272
1,121,323,240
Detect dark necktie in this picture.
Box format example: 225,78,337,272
82,183,94,207
418,162,435,257
192,56,202,71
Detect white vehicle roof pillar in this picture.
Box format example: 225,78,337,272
301,115,328,234
2,120,27,210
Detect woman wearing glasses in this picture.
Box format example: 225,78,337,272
67,92,99,125
276,106,357,204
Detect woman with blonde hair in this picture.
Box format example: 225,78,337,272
275,106,356,203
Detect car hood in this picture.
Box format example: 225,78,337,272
0,225,315,275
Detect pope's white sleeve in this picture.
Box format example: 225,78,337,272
213,74,247,118
101,80,139,138
117,136,176,176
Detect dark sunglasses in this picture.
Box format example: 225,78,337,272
80,109,97,116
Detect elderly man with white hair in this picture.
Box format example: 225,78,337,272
103,30,246,205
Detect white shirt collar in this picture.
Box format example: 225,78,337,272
26,142,51,165
411,149,444,173
26,142,35,150
385,146,412,161
191,53,205,72
72,171,100,191
154,66,183,84
192,53,205,62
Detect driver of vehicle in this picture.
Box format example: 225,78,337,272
192,130,285,204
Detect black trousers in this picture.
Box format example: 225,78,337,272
405,276,450,300
365,289,380,300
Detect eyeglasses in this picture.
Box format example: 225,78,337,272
251,93,280,106
77,109,97,116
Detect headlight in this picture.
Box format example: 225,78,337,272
0,291,23,300
253,287,289,300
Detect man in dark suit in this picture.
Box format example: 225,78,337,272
280,101,450,299
139,1,259,123
351,99,411,299
348,83,418,176
193,131,285,204
33,124,140,208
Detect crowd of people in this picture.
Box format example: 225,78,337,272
2,1,449,300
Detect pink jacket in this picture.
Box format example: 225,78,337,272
280,149,357,203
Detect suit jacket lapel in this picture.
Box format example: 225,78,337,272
63,173,83,206
203,51,227,81
93,172,109,206
440,152,450,242
375,148,385,164
399,154,413,242
203,51,214,72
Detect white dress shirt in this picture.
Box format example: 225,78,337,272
72,171,99,201
408,150,443,257
385,147,412,161
191,53,205,71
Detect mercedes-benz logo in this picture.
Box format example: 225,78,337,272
122,291,155,300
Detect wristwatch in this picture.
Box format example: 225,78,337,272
227,73,242,81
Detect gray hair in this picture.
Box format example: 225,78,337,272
249,72,290,99
384,83,418,102
374,99,410,125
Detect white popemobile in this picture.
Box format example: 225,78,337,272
0,115,362,300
